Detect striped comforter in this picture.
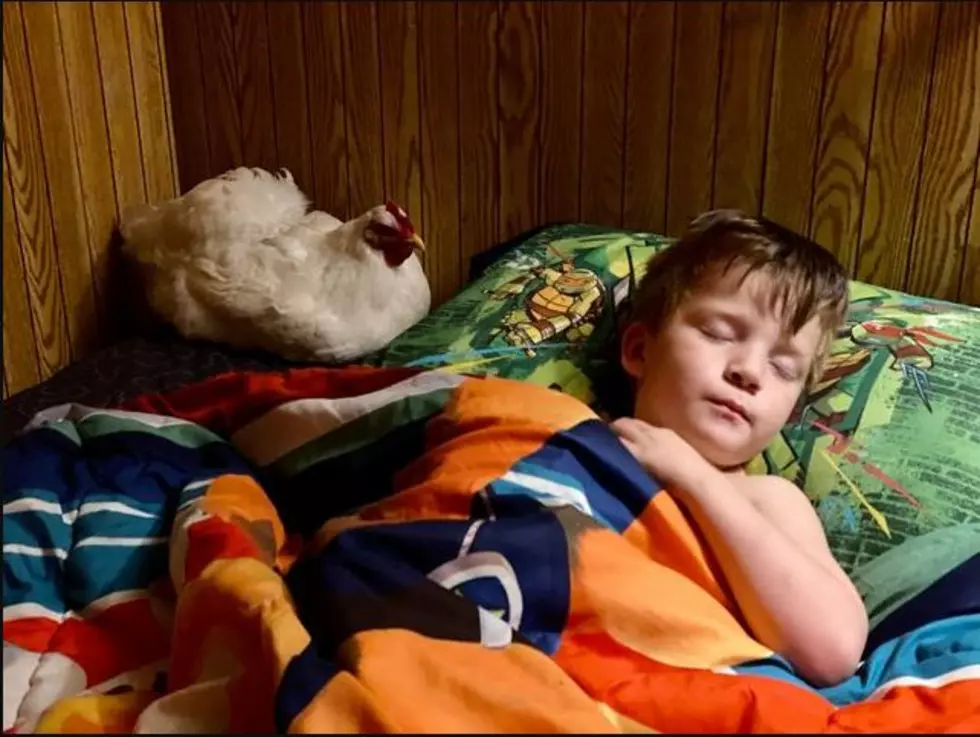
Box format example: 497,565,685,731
3,366,978,732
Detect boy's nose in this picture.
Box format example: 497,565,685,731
724,359,762,393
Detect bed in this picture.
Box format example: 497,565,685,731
3,224,979,733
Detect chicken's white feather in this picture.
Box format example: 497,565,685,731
120,167,430,362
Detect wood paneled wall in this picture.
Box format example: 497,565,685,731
6,2,978,396
162,1,980,308
2,1,177,396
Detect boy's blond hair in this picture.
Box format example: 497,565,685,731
631,210,849,388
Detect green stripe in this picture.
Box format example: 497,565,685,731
44,421,82,445
73,414,224,449
852,522,980,628
269,387,455,478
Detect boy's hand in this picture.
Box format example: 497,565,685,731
610,418,718,494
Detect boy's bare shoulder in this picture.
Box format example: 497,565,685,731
728,473,813,516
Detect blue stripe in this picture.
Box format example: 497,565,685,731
734,613,980,707
275,643,341,731
64,544,169,607
3,555,65,615
3,513,71,554
73,512,168,541
3,427,252,510
498,419,661,533
865,554,980,654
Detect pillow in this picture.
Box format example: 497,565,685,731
374,224,669,410
375,224,980,581
745,282,980,581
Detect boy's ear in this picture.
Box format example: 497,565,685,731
620,321,648,380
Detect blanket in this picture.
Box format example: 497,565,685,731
3,367,979,733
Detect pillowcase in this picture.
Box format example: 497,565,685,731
374,224,669,410
375,224,980,581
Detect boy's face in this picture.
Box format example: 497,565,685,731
621,268,823,468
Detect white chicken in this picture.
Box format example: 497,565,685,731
119,167,431,363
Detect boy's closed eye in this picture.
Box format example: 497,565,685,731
769,346,807,382
770,357,803,381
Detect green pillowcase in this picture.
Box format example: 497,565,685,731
374,224,666,407
374,224,980,579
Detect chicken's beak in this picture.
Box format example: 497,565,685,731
410,233,426,253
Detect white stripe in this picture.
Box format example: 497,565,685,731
3,498,157,524
3,498,64,517
231,371,465,466
2,603,65,622
458,520,484,557
866,663,980,701
499,470,594,517
25,404,194,431
2,544,67,561
75,536,167,548
176,495,205,513
76,501,157,520
184,477,216,492
711,665,738,676
75,589,149,618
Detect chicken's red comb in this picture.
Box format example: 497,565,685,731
385,200,415,236
386,200,408,221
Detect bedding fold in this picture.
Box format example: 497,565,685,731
3,367,978,733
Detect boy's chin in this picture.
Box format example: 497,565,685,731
688,428,761,470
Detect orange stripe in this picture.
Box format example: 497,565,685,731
290,630,615,733
559,628,980,732
566,526,770,672
357,378,592,523
622,492,734,610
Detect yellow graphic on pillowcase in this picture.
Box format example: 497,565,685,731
487,248,606,357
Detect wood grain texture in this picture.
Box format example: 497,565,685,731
3,0,175,393
125,1,177,202
907,3,980,301
161,0,211,192
622,1,675,232
855,2,940,290
195,2,241,174
498,1,541,240
302,1,349,217
3,1,71,378
809,2,885,273
963,145,980,305
3,160,41,394
665,1,724,235
154,0,980,323
419,2,461,305
378,0,422,228
92,1,148,213
458,1,499,268
235,2,278,172
266,2,313,193
341,1,385,216
539,1,583,224
713,1,778,214
580,1,629,226
763,1,831,233
57,2,120,324
21,1,100,356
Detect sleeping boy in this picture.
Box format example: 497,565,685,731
611,210,868,686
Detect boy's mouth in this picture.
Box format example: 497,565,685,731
708,397,751,425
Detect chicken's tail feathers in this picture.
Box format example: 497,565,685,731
119,202,169,261
119,166,313,266
182,166,311,241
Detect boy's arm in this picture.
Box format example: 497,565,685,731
676,473,868,686
612,420,868,687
